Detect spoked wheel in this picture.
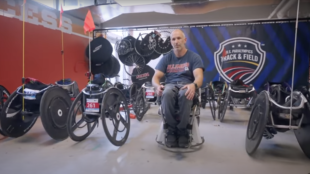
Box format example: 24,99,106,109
0,85,10,136
129,83,139,102
67,92,98,142
134,90,147,121
245,91,269,155
101,88,130,146
208,87,216,120
134,33,156,57
218,90,230,122
0,91,38,138
123,53,145,77
40,86,72,140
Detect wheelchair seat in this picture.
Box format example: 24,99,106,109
24,77,49,90
55,78,80,98
231,84,254,91
91,74,106,86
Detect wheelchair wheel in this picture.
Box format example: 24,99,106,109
245,91,269,155
208,86,216,120
134,90,147,121
67,91,97,142
294,104,310,159
40,86,72,140
101,88,130,146
0,91,38,138
129,83,139,103
218,90,230,122
0,85,10,136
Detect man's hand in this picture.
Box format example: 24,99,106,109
156,85,165,96
181,83,196,100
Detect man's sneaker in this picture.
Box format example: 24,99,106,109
165,127,178,148
178,129,190,148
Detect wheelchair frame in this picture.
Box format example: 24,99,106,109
0,78,78,140
218,83,256,122
246,82,310,158
66,76,131,146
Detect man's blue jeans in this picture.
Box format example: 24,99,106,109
161,83,193,130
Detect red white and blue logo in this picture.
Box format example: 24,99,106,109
214,37,266,84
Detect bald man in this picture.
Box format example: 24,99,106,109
152,29,204,148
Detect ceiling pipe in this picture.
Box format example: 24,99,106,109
277,0,298,18
268,0,287,19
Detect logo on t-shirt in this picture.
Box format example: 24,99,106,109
167,62,190,73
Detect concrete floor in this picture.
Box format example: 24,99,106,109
0,106,309,174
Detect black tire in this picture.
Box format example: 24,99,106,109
245,91,269,155
40,86,72,140
101,88,130,146
67,92,97,142
0,91,38,138
134,90,147,121
0,85,10,136
218,90,230,122
208,87,216,120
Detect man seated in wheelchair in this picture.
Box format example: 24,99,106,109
152,29,204,148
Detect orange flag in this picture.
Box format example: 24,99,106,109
83,10,95,34
23,0,26,5
59,5,63,28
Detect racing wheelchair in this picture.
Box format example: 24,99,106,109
218,79,257,122
156,83,204,151
66,73,131,146
245,82,310,159
204,81,228,120
0,85,10,136
0,78,79,140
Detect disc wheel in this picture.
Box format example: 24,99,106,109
40,86,72,140
101,88,130,146
0,85,10,136
0,91,38,138
245,91,269,155
134,90,147,121
208,86,216,120
218,90,230,122
67,92,98,142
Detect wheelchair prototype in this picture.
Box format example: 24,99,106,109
66,73,130,146
218,79,256,122
204,81,228,120
156,83,204,151
245,82,310,159
0,85,10,136
0,78,79,140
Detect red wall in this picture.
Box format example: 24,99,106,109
0,15,89,93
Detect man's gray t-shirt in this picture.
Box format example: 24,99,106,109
155,50,204,84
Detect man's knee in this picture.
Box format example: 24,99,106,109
178,89,188,100
162,87,177,100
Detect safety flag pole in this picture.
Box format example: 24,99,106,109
83,10,95,81
289,0,300,129
22,0,26,120
59,4,64,83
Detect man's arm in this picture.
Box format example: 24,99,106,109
152,70,165,88
193,68,204,88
